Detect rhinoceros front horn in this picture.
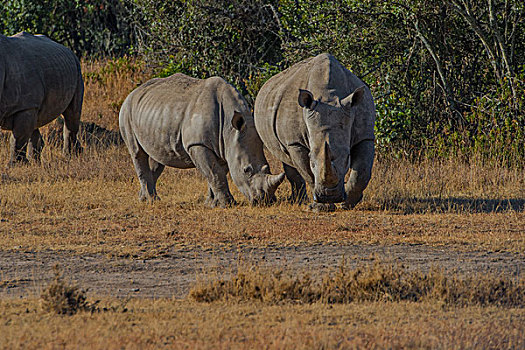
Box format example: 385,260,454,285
266,172,286,192
323,141,339,187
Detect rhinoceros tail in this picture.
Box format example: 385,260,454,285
119,96,141,157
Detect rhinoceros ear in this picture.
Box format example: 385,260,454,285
341,86,365,110
232,111,245,130
298,89,316,109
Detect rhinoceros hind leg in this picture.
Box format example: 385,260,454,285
9,134,29,166
188,145,235,208
283,163,308,204
62,84,83,157
27,129,44,162
132,148,159,202
343,140,374,209
149,158,165,186
8,110,37,166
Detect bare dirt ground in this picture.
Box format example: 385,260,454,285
2,244,524,299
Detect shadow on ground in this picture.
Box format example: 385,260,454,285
0,119,122,149
377,197,525,214
45,118,122,148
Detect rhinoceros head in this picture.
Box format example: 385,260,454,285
226,111,285,205
298,86,365,203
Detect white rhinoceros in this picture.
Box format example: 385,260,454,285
0,32,84,164
254,53,375,211
119,73,285,207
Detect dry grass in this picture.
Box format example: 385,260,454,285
0,59,523,253
0,138,525,256
190,261,525,307
0,141,522,256
40,265,95,315
0,297,523,349
80,57,152,131
366,156,524,214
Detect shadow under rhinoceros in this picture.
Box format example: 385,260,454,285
45,117,123,149
379,196,525,214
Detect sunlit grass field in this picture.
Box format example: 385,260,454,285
1,140,523,256
1,298,523,349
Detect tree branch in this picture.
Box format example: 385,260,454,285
447,0,502,80
488,0,513,78
413,18,461,123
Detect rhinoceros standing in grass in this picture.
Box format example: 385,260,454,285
254,53,375,211
0,32,84,164
119,73,285,207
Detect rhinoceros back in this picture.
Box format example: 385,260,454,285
0,32,82,128
120,74,245,168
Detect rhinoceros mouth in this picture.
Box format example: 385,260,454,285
313,181,347,203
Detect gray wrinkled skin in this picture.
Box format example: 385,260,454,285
254,54,375,211
0,32,84,164
119,73,285,207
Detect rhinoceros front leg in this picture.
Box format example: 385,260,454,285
8,109,37,166
27,129,44,162
282,163,308,204
343,140,374,209
188,145,235,208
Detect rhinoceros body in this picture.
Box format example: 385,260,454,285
0,32,84,163
119,73,284,207
254,53,375,210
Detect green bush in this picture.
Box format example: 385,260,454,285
0,0,136,56
1,0,523,165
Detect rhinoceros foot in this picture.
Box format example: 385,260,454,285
138,189,160,202
341,193,363,210
63,142,83,158
308,202,336,213
8,157,28,167
205,195,236,208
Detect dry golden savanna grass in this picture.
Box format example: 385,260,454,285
1,257,523,349
188,261,525,306
1,297,523,349
0,58,524,256
0,143,523,256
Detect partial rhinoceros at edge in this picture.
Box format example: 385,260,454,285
0,32,84,164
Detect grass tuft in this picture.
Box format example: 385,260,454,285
190,260,525,307
40,265,96,315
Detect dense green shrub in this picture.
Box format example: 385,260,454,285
0,0,136,56
1,0,523,164
133,0,283,105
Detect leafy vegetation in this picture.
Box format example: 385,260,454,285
1,0,523,163
0,0,136,56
